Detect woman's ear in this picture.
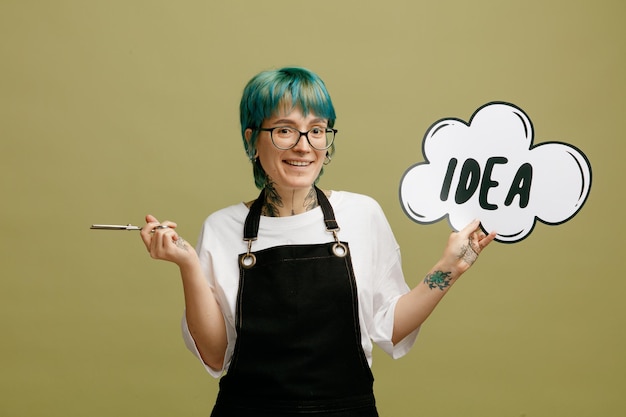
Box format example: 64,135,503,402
245,128,258,160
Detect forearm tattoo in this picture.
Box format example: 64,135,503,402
424,270,453,291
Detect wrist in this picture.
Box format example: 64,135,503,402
434,258,463,278
421,259,463,293
177,252,200,274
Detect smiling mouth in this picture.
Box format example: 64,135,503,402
285,160,311,167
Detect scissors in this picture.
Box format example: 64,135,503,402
90,224,170,231
90,224,142,231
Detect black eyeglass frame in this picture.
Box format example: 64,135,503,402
257,127,338,150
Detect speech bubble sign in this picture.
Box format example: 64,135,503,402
399,102,592,243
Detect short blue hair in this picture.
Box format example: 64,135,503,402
240,67,337,189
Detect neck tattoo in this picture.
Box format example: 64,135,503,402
261,182,283,217
259,183,320,217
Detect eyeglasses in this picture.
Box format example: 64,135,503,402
258,126,337,150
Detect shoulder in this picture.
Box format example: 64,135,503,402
330,190,385,215
329,190,391,233
207,202,247,219
196,202,249,252
329,190,400,262
201,202,248,233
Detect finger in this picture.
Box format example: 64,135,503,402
144,218,175,253
141,215,162,250
142,214,161,234
142,215,184,257
150,227,172,255
159,220,178,229
159,229,179,250
150,224,176,255
146,220,178,236
478,231,497,249
458,219,481,237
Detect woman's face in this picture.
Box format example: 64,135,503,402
250,106,328,196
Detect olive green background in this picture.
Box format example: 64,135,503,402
1,1,624,416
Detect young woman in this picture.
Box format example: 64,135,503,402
140,67,495,416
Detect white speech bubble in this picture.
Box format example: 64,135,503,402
399,102,592,243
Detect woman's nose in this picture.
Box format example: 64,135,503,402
292,132,313,151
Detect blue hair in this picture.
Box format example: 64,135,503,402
239,67,337,189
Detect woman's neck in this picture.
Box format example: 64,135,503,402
261,183,319,217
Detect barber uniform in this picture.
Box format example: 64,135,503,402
210,187,379,417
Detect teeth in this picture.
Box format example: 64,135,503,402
286,160,310,166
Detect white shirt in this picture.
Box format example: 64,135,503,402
182,190,419,378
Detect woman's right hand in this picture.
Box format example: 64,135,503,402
140,214,198,267
141,214,226,370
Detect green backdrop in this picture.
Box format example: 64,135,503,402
1,1,624,416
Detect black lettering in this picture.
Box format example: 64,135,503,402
479,157,508,210
440,158,458,201
505,162,533,208
455,158,481,204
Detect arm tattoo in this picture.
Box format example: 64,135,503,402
459,238,479,265
424,270,453,291
175,237,189,251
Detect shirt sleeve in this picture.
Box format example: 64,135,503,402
179,221,226,379
366,200,419,358
370,251,419,358
181,314,224,378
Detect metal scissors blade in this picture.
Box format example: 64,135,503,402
90,224,142,231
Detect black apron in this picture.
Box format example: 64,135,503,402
211,187,378,417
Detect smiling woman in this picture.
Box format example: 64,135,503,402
246,108,330,216
139,67,495,417
240,67,337,189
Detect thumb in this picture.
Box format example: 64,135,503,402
459,219,481,236
145,214,159,223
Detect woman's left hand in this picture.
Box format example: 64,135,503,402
393,219,497,343
441,219,497,275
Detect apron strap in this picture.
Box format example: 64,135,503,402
316,186,339,231
243,188,265,241
243,186,338,241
